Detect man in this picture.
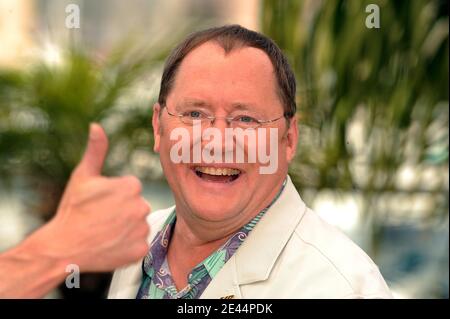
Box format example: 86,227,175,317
0,124,150,298
108,25,392,299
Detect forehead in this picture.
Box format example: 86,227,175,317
168,41,281,112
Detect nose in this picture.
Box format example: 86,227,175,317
201,117,232,156
209,117,230,130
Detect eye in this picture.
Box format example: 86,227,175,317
237,115,257,123
184,110,202,118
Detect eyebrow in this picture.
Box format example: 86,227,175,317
230,102,257,112
177,99,211,108
176,99,260,113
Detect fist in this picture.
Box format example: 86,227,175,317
35,124,150,272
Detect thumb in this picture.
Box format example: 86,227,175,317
76,123,109,177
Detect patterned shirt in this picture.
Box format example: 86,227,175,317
136,179,286,299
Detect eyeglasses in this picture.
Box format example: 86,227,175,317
164,107,285,129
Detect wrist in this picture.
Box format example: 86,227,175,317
0,226,70,298
21,222,72,268
18,225,71,281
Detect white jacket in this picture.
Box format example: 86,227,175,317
108,176,392,299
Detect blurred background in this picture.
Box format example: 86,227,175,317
0,0,448,298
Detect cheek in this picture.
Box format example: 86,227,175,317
158,125,193,171
257,128,283,155
157,127,175,167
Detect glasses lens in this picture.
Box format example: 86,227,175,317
231,120,259,129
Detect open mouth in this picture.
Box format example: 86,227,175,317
194,166,241,183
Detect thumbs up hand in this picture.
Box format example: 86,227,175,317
73,122,111,178
30,123,151,272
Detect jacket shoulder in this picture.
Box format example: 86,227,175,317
291,208,392,298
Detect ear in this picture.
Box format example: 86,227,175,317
285,115,298,163
152,103,162,153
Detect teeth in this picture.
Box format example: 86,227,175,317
195,167,240,176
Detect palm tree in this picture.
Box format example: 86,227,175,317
261,0,449,259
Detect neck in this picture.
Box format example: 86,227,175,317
172,212,240,250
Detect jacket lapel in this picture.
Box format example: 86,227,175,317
108,261,143,298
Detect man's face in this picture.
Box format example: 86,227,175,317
153,42,298,223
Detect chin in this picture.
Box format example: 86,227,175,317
188,200,243,223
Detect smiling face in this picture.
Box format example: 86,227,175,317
153,42,298,229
